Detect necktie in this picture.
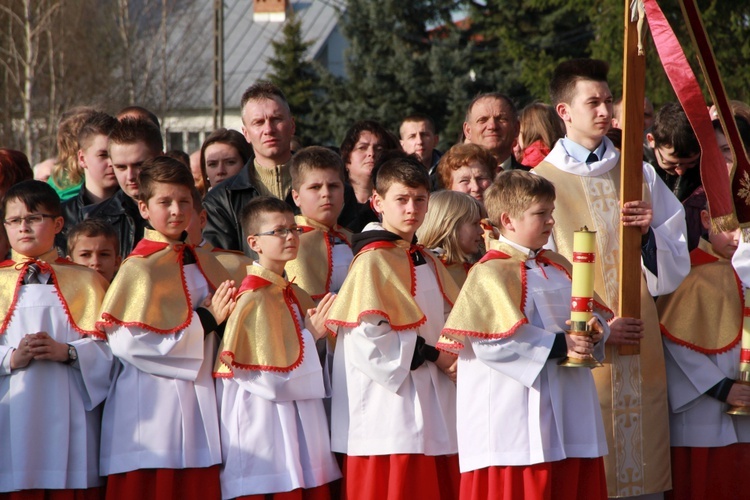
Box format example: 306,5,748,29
586,152,599,164
25,263,48,284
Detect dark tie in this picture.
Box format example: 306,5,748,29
25,263,47,284
586,152,599,164
182,246,196,265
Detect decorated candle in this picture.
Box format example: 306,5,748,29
570,227,596,328
741,290,750,379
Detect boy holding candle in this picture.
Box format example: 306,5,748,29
657,208,750,499
440,170,612,500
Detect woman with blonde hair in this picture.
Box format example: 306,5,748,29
48,106,97,200
417,190,485,288
517,102,565,167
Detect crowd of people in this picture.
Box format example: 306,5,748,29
1,56,750,500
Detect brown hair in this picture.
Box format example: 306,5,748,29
518,102,565,150
2,180,61,218
239,195,294,237
339,120,400,170
199,128,253,187
290,146,345,191
108,117,164,155
436,143,496,190
240,81,289,113
484,170,556,225
52,106,97,188
137,156,195,203
77,112,117,151
374,155,430,196
67,218,120,256
549,58,609,107
0,149,33,196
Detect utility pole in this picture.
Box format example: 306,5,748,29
213,0,224,129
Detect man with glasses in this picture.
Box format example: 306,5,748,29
647,102,704,250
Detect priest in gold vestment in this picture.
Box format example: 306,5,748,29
534,59,690,499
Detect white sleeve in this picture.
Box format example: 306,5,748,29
0,346,12,375
469,324,556,388
732,235,750,287
106,310,205,381
663,336,727,412
643,163,690,295
69,337,115,409
344,314,417,393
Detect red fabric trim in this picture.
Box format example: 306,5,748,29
435,342,462,354
104,465,221,500
238,274,272,293
744,307,750,317
459,458,607,500
478,250,511,263
128,239,169,257
341,454,459,500
644,0,735,222
442,318,529,341
690,247,719,266
740,349,750,363
326,310,427,337
97,312,192,335
0,259,14,268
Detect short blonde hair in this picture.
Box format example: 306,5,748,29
484,170,555,226
417,190,484,265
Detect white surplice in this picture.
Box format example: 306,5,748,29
0,284,113,491
100,264,222,475
330,263,457,456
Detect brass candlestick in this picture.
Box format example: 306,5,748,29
558,320,602,369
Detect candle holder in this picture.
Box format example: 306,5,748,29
558,320,603,368
726,371,750,416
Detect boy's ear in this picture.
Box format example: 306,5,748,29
500,212,514,232
114,255,123,270
53,216,64,235
700,209,711,232
556,102,570,124
372,191,383,214
77,149,87,169
291,189,301,207
137,199,149,220
646,132,655,149
199,209,208,231
247,234,261,255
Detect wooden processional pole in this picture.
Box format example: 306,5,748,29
618,0,647,356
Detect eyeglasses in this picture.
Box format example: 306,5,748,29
655,148,700,171
253,227,304,238
3,214,57,227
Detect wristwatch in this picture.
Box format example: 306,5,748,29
66,344,78,365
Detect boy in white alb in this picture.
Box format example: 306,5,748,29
326,156,461,500
658,209,750,499
97,156,235,500
0,180,111,497
286,146,354,301
214,196,341,499
441,171,611,499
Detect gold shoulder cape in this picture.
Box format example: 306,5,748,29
203,241,253,285
285,215,353,300
214,264,315,375
657,243,742,353
440,240,610,347
0,249,107,338
98,229,231,334
325,239,459,334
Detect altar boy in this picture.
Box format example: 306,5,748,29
97,156,235,499
441,170,611,500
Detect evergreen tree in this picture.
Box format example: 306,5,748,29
323,0,471,150
266,10,326,147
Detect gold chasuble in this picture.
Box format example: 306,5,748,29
325,240,459,334
285,215,353,300
214,264,315,375
98,229,231,334
440,240,611,347
0,249,107,337
658,240,743,353
534,160,671,497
